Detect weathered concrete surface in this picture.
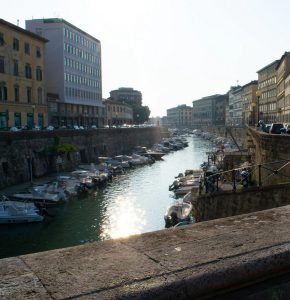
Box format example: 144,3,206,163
2,205,290,299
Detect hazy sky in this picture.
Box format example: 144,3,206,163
3,0,290,116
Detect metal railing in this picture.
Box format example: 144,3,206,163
202,159,290,194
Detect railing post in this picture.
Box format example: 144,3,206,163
232,170,236,191
216,174,219,191
258,164,262,187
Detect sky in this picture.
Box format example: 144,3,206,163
3,0,290,117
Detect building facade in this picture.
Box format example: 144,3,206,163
276,52,290,123
104,99,133,126
242,80,258,126
109,87,142,107
0,19,47,129
26,18,104,128
166,104,192,128
192,94,227,127
257,60,278,123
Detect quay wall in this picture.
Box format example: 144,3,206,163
0,127,169,188
3,205,290,299
193,182,290,222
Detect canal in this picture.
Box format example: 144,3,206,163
0,135,215,259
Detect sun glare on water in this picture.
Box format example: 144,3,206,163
101,195,146,239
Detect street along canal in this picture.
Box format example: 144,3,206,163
0,135,215,259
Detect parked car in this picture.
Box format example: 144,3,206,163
264,124,271,133
46,125,54,131
269,123,284,134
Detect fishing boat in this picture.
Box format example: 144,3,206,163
0,197,44,224
164,202,193,227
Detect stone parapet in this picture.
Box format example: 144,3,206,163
2,205,290,299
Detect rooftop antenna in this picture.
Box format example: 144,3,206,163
17,19,19,26
237,80,239,86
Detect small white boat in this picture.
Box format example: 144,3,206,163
0,199,44,224
12,182,66,206
164,202,193,227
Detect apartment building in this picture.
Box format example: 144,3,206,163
0,18,47,129
192,94,227,127
257,60,278,123
166,104,192,128
105,99,133,126
109,87,142,107
242,80,258,126
276,52,290,122
26,18,104,128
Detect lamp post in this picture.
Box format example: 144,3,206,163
255,90,261,125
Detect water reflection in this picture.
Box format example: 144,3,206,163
101,194,146,239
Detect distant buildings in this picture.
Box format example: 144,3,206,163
26,18,104,128
109,87,142,106
0,18,48,129
104,99,133,126
192,94,228,128
166,104,192,128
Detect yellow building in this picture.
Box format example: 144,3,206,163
0,19,47,129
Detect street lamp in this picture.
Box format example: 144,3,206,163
255,90,261,124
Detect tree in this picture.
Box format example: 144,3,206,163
133,106,151,124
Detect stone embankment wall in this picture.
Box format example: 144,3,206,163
3,205,290,299
0,127,169,188
248,128,290,185
193,182,290,222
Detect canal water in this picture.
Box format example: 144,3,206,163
0,136,215,259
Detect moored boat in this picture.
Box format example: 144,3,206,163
164,202,193,227
0,197,44,224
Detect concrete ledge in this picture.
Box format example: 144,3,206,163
2,205,290,299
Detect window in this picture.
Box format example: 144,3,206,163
25,64,32,79
13,38,19,51
36,47,41,58
0,56,4,73
37,88,42,104
0,32,4,46
27,87,32,103
13,60,18,76
36,67,42,81
24,42,30,54
0,85,7,101
14,85,19,102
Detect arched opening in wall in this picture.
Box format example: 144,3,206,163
80,149,87,163
2,162,8,176
103,144,107,155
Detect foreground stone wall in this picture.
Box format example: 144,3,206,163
0,127,169,188
3,205,290,299
193,183,290,222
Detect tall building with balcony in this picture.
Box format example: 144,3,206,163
242,80,258,126
192,94,227,128
257,60,278,123
232,86,243,125
276,52,290,123
0,18,47,129
166,104,192,128
26,18,104,128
